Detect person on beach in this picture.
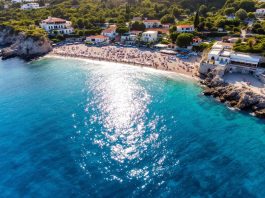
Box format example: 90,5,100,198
52,44,198,76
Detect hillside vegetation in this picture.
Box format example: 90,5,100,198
0,0,264,55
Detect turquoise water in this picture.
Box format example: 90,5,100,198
0,57,265,197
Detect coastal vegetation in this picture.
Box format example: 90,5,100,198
0,21,47,38
233,35,265,55
0,0,264,54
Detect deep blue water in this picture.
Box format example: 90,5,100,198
0,57,265,198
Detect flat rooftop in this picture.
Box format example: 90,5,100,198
220,50,232,57
209,49,222,55
231,53,260,63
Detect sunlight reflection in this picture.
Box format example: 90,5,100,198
86,64,159,163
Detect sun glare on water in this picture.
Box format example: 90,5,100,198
72,63,162,178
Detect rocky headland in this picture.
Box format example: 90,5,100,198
0,26,52,60
200,71,265,118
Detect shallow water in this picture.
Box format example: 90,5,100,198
0,57,265,197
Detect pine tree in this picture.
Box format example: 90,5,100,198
194,11,200,29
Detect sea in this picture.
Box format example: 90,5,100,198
0,57,265,198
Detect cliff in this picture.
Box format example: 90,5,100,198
0,26,52,60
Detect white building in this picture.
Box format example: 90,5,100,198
255,9,265,18
85,35,109,44
121,33,137,44
176,25,194,33
207,43,260,67
162,24,171,29
21,3,39,10
40,17,74,35
143,20,161,29
11,0,22,3
141,31,158,42
230,53,260,67
101,25,117,40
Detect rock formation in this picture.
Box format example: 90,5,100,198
201,70,265,118
0,26,52,60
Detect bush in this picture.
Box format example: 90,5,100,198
193,42,209,52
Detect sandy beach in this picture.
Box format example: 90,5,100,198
50,44,201,78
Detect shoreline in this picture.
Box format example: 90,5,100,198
45,54,199,82
48,44,201,81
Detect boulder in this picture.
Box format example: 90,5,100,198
255,109,265,118
236,92,259,110
203,88,215,96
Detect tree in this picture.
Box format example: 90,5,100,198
239,0,255,12
235,9,248,21
199,5,208,17
205,22,213,30
259,3,265,9
169,25,176,33
176,33,193,48
194,11,200,29
198,22,205,31
39,0,45,7
248,38,255,48
160,14,175,24
131,21,145,31
172,7,181,18
247,12,255,19
72,0,78,6
170,32,179,43
224,7,235,16
116,24,129,35
215,18,226,28
77,18,84,29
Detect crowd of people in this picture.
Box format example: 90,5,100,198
51,44,200,76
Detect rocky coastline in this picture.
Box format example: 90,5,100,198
0,26,52,60
200,71,265,118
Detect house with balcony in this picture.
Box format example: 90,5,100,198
121,32,138,45
101,25,117,40
141,31,158,42
40,17,74,35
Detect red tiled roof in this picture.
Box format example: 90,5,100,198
102,25,116,33
193,37,202,42
177,24,194,28
42,17,66,24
